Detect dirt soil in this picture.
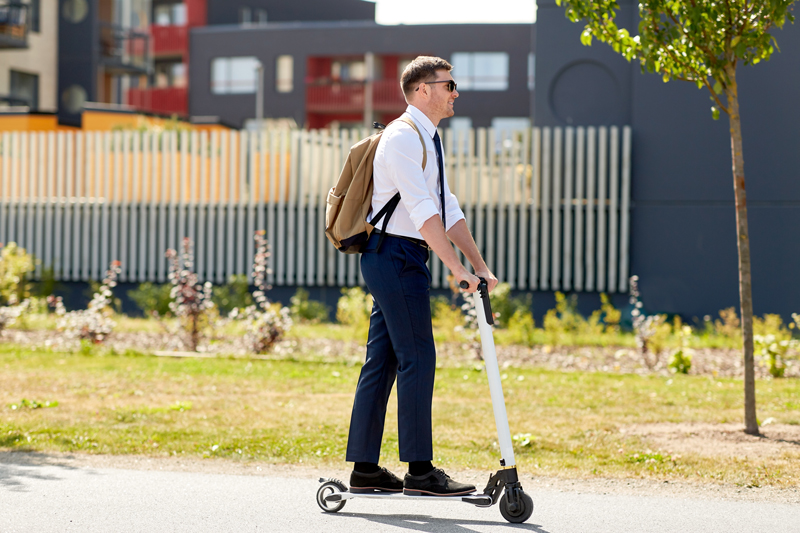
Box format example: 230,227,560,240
4,330,796,379
623,422,800,459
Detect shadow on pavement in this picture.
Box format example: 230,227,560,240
330,512,551,533
0,451,84,492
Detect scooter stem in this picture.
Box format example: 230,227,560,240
473,280,516,468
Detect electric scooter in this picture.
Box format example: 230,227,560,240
316,279,534,524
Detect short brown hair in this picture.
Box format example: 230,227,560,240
400,56,453,98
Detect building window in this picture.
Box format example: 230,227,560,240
256,9,267,24
276,55,293,93
211,56,260,94
29,0,40,32
331,60,366,82
451,52,509,91
528,53,535,90
154,3,185,26
239,7,251,24
155,61,186,88
10,70,39,110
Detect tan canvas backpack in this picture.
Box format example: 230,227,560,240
325,118,427,254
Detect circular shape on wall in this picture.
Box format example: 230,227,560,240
62,0,89,24
61,85,87,114
549,61,623,125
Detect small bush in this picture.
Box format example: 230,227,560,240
166,238,215,352
753,314,796,378
49,261,121,344
543,292,585,342
230,231,292,354
489,283,531,329
0,242,35,306
431,296,465,343
213,275,253,316
290,288,329,323
336,287,373,341
505,308,536,345
128,282,173,317
668,325,694,374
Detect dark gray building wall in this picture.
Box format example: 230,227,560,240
536,0,800,319
189,22,534,129
206,0,375,25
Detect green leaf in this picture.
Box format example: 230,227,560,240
730,36,741,48
711,106,720,120
713,81,723,94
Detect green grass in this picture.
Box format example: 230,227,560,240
1,344,798,487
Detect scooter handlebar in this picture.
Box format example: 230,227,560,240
460,278,494,325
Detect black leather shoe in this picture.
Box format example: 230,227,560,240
349,467,404,493
403,468,476,496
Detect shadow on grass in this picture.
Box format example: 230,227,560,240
0,450,82,492
331,512,550,532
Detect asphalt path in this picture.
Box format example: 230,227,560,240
2,456,799,533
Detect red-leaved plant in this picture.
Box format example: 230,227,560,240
166,238,214,352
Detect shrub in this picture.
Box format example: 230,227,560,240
630,275,671,369
336,286,373,341
543,292,585,343
753,314,796,378
213,275,254,316
0,299,29,333
714,307,741,341
128,282,173,317
230,231,292,354
166,238,215,352
0,242,35,306
431,295,466,343
668,325,694,374
290,287,329,323
489,283,532,329
505,308,536,345
49,261,121,344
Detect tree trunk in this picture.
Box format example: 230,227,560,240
724,65,759,436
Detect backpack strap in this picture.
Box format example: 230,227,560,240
365,116,428,253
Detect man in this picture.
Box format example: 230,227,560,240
346,56,499,496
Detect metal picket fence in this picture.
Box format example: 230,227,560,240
0,125,631,292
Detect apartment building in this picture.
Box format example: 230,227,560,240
0,0,58,111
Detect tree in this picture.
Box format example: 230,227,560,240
556,0,796,435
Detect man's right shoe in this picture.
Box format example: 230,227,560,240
403,468,476,496
349,467,404,494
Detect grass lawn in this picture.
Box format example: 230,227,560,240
1,344,799,488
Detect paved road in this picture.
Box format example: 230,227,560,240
2,457,799,533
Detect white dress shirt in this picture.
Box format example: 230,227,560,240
370,105,465,239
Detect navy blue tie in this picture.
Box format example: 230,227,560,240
432,131,446,230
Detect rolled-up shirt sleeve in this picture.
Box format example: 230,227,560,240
443,184,465,232
380,128,441,231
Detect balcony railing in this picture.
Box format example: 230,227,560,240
0,2,28,49
99,22,150,74
306,80,406,114
127,86,188,117
152,24,188,57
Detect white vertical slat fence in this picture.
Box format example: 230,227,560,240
0,126,631,293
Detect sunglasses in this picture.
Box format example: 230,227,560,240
416,80,458,93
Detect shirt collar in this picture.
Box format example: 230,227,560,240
406,105,437,139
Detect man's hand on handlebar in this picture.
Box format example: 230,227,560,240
455,270,481,293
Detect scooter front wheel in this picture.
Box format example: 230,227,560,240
499,490,534,523
316,479,347,513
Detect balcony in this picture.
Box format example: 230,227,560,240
0,2,28,49
152,24,188,57
306,80,406,114
99,22,150,75
127,86,188,117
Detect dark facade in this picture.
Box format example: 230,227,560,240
536,0,800,319
206,0,374,25
58,0,149,126
188,21,535,129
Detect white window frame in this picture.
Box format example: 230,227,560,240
451,52,510,91
211,56,260,95
276,55,294,93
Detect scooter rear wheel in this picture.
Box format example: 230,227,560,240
316,480,347,513
499,491,533,523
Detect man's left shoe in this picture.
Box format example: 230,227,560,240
349,467,404,494
403,468,476,496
